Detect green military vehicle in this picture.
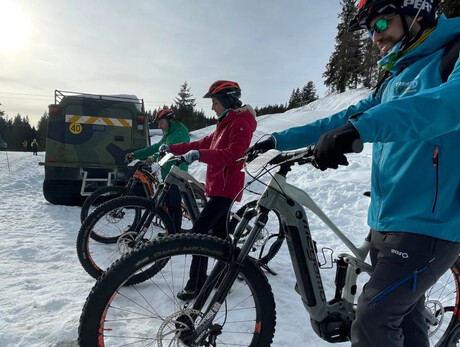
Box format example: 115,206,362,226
40,90,150,206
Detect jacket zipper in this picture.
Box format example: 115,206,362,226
376,144,386,225
432,146,439,213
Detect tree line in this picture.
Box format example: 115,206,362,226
1,0,458,151
0,112,48,152
147,81,217,133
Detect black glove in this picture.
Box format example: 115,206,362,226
245,137,275,162
313,122,361,171
125,152,135,163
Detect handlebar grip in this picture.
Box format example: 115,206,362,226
350,139,364,153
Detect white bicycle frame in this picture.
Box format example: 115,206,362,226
235,151,373,337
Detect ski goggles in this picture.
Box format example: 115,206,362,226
367,15,394,39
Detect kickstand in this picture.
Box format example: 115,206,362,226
257,261,278,276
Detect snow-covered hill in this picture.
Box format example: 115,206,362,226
0,89,374,346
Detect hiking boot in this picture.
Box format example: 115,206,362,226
177,288,198,301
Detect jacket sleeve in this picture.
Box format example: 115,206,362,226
169,133,213,155
350,62,460,142
199,118,253,167
133,137,163,159
272,92,379,150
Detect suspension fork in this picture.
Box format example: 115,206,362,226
129,186,168,242
188,210,269,344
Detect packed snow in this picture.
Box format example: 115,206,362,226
0,89,375,346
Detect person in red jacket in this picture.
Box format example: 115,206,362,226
162,80,257,300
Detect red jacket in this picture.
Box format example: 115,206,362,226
169,105,257,201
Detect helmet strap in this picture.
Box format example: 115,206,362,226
399,0,428,48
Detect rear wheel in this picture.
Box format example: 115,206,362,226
80,185,128,223
76,196,174,279
427,257,460,346
78,234,276,346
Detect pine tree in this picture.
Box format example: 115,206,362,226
323,0,362,93
173,81,197,130
359,31,385,88
287,89,297,109
174,81,196,111
301,81,319,105
172,81,215,131
37,112,49,149
288,88,303,109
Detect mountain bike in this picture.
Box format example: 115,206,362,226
76,155,207,280
79,159,205,234
77,153,283,281
78,146,460,346
79,159,159,223
79,159,161,242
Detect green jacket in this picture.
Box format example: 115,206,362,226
134,120,190,179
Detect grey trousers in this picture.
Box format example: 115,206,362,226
351,229,460,347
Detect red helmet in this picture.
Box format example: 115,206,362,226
203,80,241,99
154,109,175,122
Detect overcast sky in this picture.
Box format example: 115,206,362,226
0,0,343,126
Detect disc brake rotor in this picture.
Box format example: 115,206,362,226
116,231,137,255
425,299,445,336
157,309,203,346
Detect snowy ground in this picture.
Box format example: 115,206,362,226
0,89,374,346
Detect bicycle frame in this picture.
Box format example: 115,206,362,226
247,172,372,332
127,159,159,197
154,164,205,223
129,155,206,242
190,153,374,344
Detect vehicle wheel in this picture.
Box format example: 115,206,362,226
76,196,174,279
229,200,284,265
80,185,128,223
427,257,460,346
78,234,276,346
43,179,85,206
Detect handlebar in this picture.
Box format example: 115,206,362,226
242,138,364,174
349,139,364,154
158,152,187,167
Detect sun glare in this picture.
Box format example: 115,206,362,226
0,2,30,53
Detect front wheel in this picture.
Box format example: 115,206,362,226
78,234,276,346
76,196,174,279
229,199,284,265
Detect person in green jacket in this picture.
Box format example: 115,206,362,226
125,109,190,232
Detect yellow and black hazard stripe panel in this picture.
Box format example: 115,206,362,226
65,115,132,127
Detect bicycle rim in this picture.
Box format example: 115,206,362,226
86,204,170,275
427,259,460,346
79,234,275,346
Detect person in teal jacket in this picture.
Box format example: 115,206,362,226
247,1,460,345
126,109,190,232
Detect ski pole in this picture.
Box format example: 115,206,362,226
5,150,10,173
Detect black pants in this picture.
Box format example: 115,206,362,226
351,229,460,347
185,196,232,291
165,184,182,232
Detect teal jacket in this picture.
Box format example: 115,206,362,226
134,120,190,179
272,15,460,242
